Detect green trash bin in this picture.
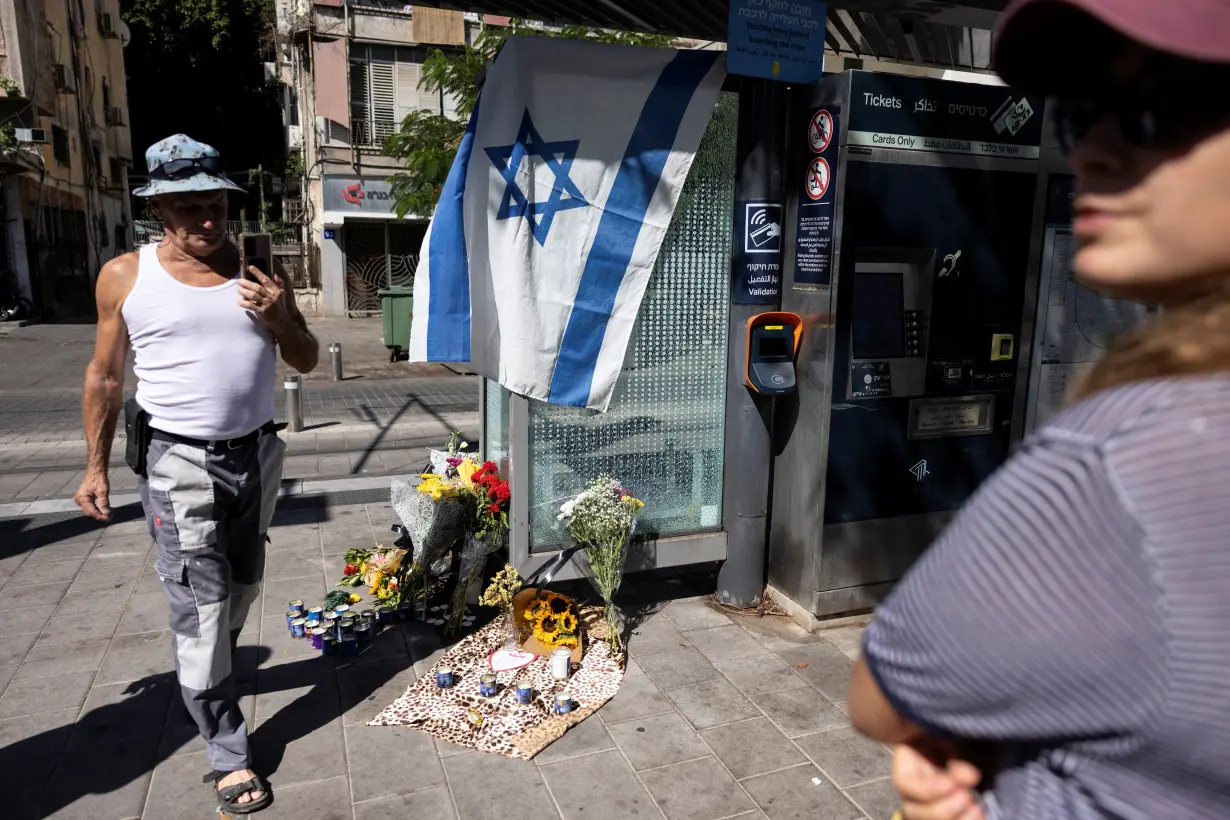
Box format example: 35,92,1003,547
379,286,414,362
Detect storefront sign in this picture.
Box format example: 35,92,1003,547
733,201,783,304
727,0,826,84
847,73,1045,159
322,177,398,214
794,106,839,288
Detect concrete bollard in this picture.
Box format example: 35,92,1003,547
329,342,343,381
284,374,304,432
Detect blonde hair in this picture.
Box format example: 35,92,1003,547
1069,280,1230,402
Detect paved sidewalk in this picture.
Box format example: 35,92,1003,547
0,502,890,820
0,410,480,513
0,318,477,444
0,318,483,507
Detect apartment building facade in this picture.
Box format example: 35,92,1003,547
0,0,133,320
273,1,475,317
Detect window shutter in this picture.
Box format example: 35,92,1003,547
395,62,420,122
369,61,396,143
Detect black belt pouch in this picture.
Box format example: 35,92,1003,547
124,397,153,478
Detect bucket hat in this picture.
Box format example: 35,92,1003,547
994,0,1230,91
131,134,244,197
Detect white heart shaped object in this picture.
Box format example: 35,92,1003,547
489,649,537,673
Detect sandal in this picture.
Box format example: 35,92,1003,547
203,769,273,815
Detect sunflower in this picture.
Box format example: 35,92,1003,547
539,615,558,634
558,612,578,635
548,595,570,615
553,632,579,650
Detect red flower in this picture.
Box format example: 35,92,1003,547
343,564,357,576
487,502,500,514
493,484,511,503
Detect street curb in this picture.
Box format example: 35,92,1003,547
0,474,412,522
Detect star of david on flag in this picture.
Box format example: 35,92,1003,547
486,111,589,246
409,36,726,410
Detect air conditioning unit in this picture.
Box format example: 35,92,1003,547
287,124,303,149
97,11,118,37
53,64,74,92
15,128,49,144
263,62,278,84
105,106,124,126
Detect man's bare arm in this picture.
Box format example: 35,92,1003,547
75,255,136,521
272,275,319,374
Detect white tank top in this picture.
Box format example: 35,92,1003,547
122,243,277,440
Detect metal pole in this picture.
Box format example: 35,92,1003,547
329,342,343,381
717,77,790,608
284,374,304,432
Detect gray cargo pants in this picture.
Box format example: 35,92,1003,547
138,429,286,772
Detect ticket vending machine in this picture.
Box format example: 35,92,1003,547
768,71,1046,617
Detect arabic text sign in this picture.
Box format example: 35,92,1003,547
727,0,826,84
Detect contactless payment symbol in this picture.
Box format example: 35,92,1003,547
744,203,782,254
808,109,833,153
805,157,830,201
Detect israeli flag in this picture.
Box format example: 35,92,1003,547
409,36,725,410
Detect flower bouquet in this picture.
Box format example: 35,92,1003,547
524,590,581,651
336,546,409,605
446,460,511,635
390,433,473,573
558,477,644,654
479,564,524,648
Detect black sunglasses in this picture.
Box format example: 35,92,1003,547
1053,60,1230,155
148,155,228,181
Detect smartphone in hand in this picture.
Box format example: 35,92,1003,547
242,234,272,281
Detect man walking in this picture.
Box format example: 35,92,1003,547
74,135,318,814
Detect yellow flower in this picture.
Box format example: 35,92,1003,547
349,593,361,603
369,571,384,595
457,457,478,489
416,474,459,500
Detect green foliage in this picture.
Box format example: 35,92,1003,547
283,149,304,179
0,122,16,150
121,0,282,217
386,22,674,219
0,77,20,97
122,0,264,51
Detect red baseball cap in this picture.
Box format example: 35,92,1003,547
994,0,1230,91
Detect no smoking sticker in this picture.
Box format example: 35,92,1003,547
808,109,833,153
805,157,830,201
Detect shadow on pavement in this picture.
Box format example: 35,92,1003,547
9,628,431,819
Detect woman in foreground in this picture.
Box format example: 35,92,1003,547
847,0,1230,818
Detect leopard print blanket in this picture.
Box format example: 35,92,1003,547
369,607,624,759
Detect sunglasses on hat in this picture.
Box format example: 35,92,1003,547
148,155,228,181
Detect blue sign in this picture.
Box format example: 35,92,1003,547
323,228,336,240
727,0,826,84
794,106,839,287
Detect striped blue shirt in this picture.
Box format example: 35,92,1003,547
863,375,1230,819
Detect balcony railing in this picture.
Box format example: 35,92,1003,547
350,119,396,149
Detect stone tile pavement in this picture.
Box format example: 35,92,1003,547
0,317,479,445
0,501,890,820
